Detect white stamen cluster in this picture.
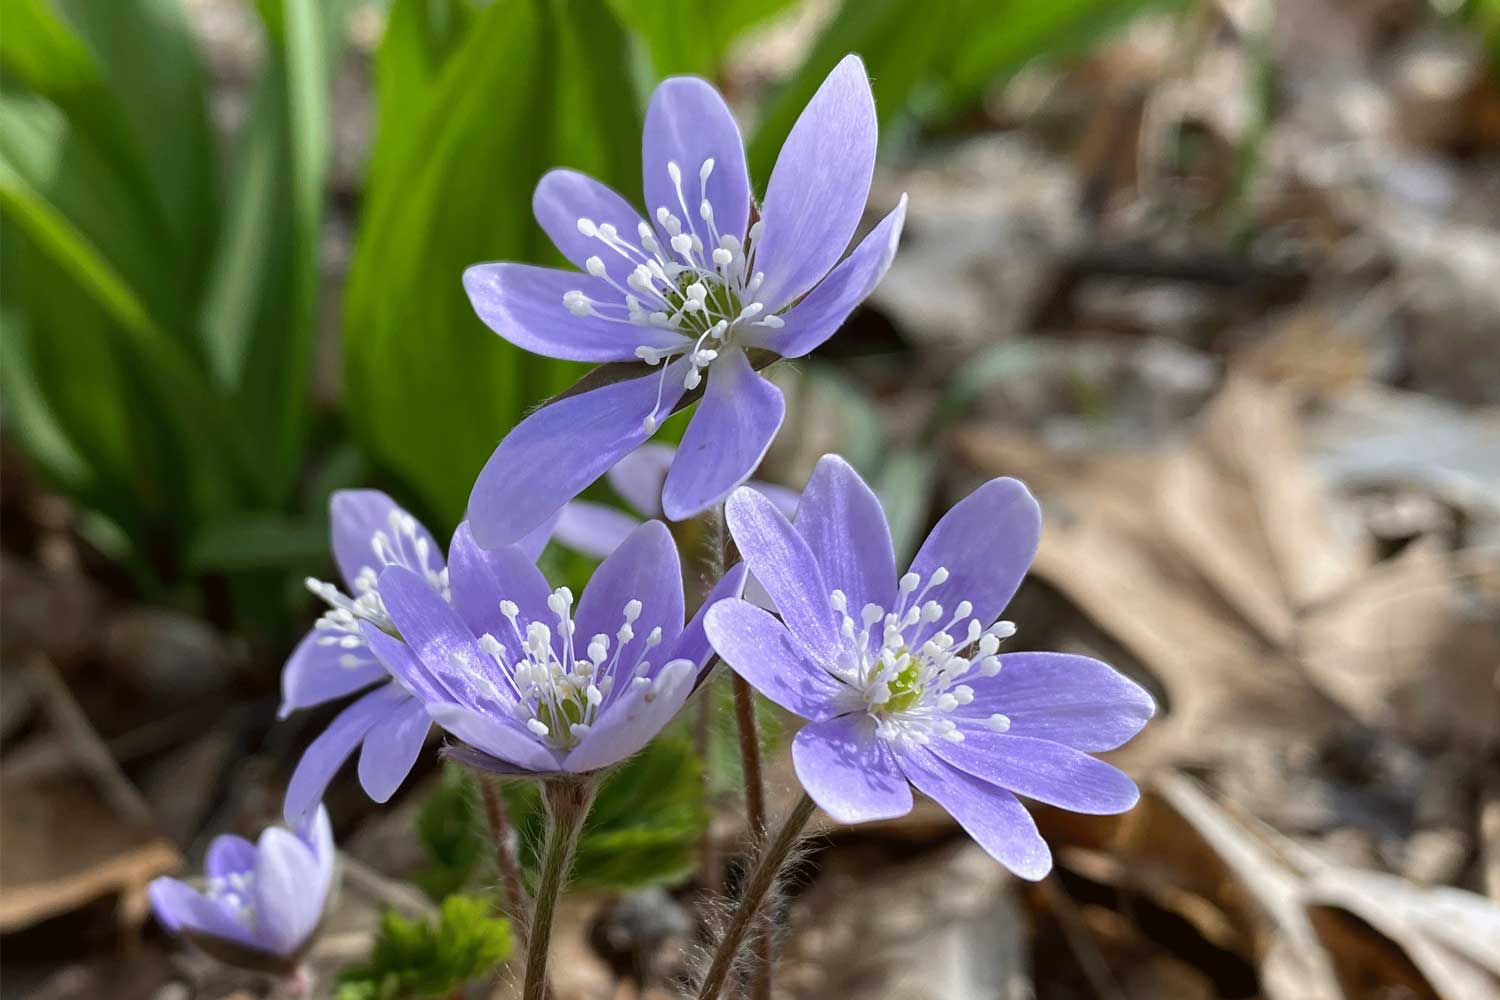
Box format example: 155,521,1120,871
472,586,667,751
827,567,1017,746
305,509,449,669
561,159,786,431
206,870,258,931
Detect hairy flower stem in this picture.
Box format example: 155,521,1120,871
695,793,817,1000
696,689,722,892
731,673,772,1000
523,777,597,1000
479,777,529,939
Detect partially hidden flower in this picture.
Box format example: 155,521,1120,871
363,520,745,776
704,456,1156,879
463,53,906,547
280,491,552,822
554,442,798,559
148,807,336,972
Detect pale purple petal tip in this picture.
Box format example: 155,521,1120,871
462,262,688,362
897,746,1053,881
792,454,896,618
279,632,385,719
792,715,912,823
329,490,438,591
750,196,906,359
754,54,878,310
929,730,1141,815
661,348,785,522
253,828,323,955
642,76,752,244
563,659,696,772
607,442,676,518
553,501,641,559
724,487,841,664
957,652,1156,752
356,697,431,803
468,360,691,548
704,598,846,720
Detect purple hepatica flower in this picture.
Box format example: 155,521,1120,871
705,456,1155,880
363,519,744,777
280,491,552,822
555,442,799,558
463,54,907,547
148,807,335,971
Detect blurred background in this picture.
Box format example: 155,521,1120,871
2,0,1499,997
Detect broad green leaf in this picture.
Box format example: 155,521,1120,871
368,0,478,193
344,0,643,529
0,148,256,521
53,0,220,326
199,0,350,501
606,0,799,78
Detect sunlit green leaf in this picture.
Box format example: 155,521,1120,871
344,0,643,529
606,0,798,78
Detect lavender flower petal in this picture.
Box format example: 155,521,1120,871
607,442,675,518
516,509,561,562
463,262,690,361
928,730,1140,815
955,652,1156,752
574,520,685,665
746,197,907,360
906,477,1040,646
148,878,259,948
896,747,1053,881
792,715,912,823
426,703,561,772
253,828,324,956
562,659,696,773
278,633,385,719
330,490,438,589
794,455,896,617
205,835,257,880
642,77,751,244
284,683,407,823
661,347,786,521
552,501,641,559
447,522,552,657
379,567,515,713
704,598,848,719
468,359,692,547
724,487,842,663
360,623,451,703
753,481,801,519
357,698,431,803
753,54,877,310
533,168,651,285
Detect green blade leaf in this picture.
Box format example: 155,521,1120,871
343,0,643,529
198,0,349,502
605,0,798,78
0,152,258,515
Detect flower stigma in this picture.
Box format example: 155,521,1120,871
560,159,788,431
826,568,1017,745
